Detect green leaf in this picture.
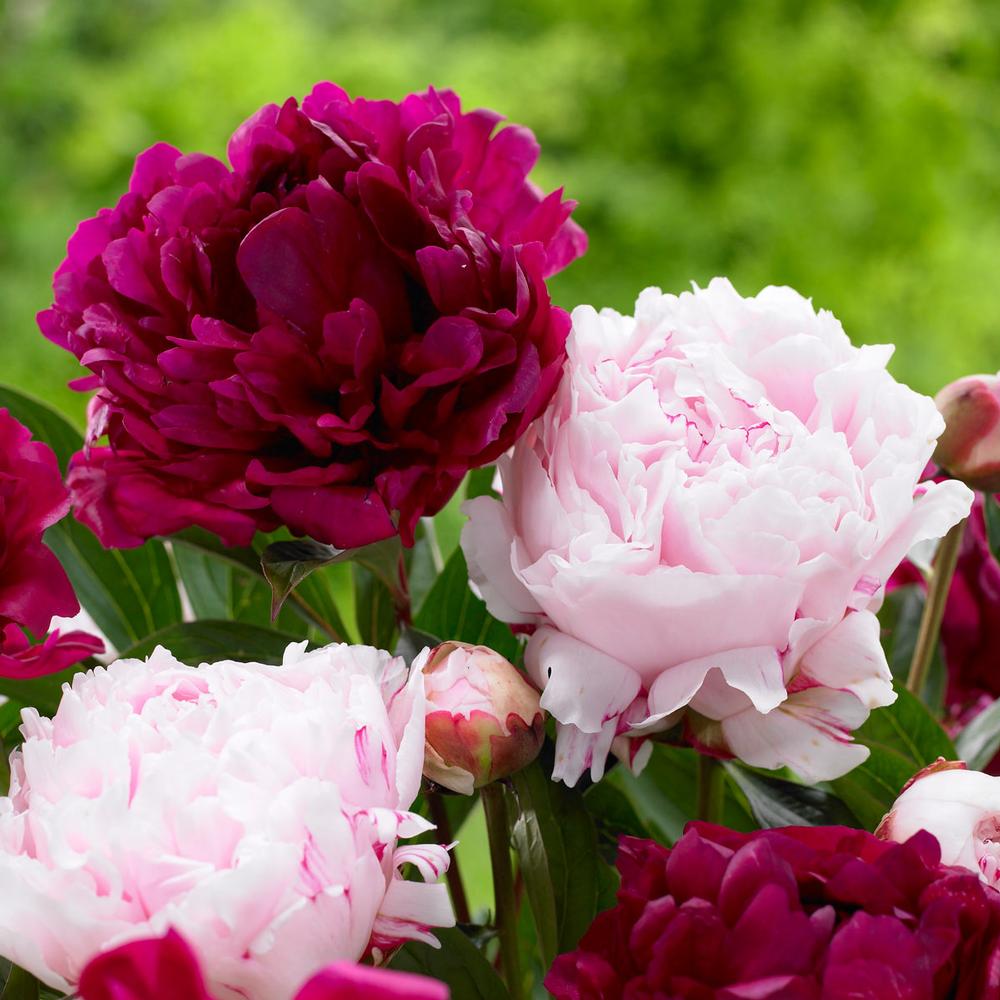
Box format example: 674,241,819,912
394,626,442,665
985,494,1000,562
45,520,183,653
723,763,859,828
389,928,509,1000
583,779,655,859
415,549,519,661
956,696,1000,769
466,465,499,501
1,964,39,1000
354,566,397,650
831,684,956,830
260,539,343,620
119,620,302,665
510,760,606,967
606,744,755,844
879,584,945,713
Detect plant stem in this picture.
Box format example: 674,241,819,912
696,754,724,823
907,517,967,696
481,783,523,1000
395,549,412,629
427,790,471,924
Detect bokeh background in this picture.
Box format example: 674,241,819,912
4,0,1000,420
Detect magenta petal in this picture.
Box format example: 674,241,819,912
295,963,448,1000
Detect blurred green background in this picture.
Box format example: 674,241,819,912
3,0,1000,421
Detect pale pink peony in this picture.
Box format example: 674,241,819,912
0,641,454,998
877,760,1000,887
422,642,544,794
462,278,973,785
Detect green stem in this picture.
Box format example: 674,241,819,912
427,790,471,924
907,517,967,696
696,754,724,824
481,783,523,1000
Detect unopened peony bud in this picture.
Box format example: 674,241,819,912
422,642,544,794
876,758,1000,886
934,374,1000,492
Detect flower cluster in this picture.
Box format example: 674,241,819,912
0,409,101,676
0,641,453,998
463,279,973,784
40,85,585,551
547,824,1000,999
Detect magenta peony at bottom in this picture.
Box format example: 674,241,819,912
546,824,1000,999
78,929,448,1000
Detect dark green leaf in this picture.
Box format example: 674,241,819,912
466,465,499,500
510,761,606,967
956,696,1000,769
390,928,509,1000
583,778,654,858
1,964,39,1000
605,744,755,844
354,566,397,650
832,684,956,830
119,620,302,665
394,626,442,665
723,763,859,828
45,520,182,653
879,584,945,713
0,384,81,473
985,494,1000,563
415,549,519,661
260,539,343,620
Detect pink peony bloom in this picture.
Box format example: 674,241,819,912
0,641,454,998
876,759,1000,887
39,85,585,551
546,824,1000,999
421,641,544,794
462,279,973,785
78,928,448,1000
934,373,1000,492
0,409,79,635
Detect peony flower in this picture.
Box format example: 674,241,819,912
78,928,449,1000
39,85,586,551
546,824,1000,999
421,641,544,794
462,279,973,784
0,641,454,998
0,409,79,634
934,373,1000,492
892,494,1000,732
876,759,1000,886
0,410,103,678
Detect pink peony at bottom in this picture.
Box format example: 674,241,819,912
78,929,449,1000
546,824,1000,999
0,641,454,999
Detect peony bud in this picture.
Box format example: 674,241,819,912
933,373,1000,492
876,758,1000,886
422,642,545,794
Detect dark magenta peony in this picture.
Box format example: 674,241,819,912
546,824,1000,1000
40,85,585,550
0,410,101,677
892,494,1000,731
78,929,449,1000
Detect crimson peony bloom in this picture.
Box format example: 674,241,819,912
39,85,585,550
78,929,448,1000
546,824,1000,999
0,410,101,676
